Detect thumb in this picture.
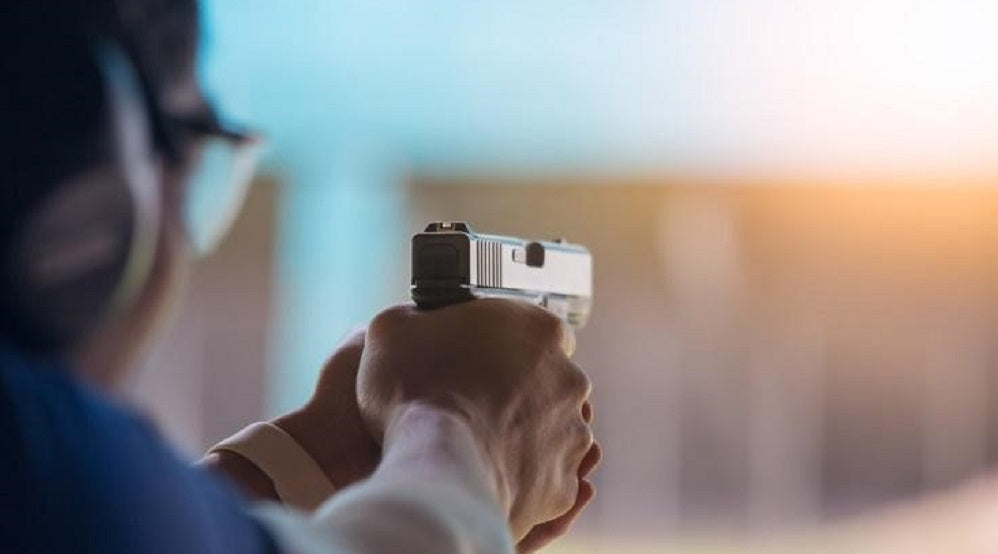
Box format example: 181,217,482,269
313,328,366,397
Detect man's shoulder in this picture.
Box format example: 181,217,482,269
0,345,152,470
0,345,278,554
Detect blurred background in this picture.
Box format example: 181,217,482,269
129,1,998,551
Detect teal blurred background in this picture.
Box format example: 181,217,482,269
194,0,998,415
131,1,998,551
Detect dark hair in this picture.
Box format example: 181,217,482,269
1,0,200,227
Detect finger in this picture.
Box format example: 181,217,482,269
338,326,367,349
315,339,367,395
500,298,573,356
578,441,602,479
529,302,575,357
516,480,596,554
570,419,595,465
560,320,576,357
563,360,592,404
559,422,594,511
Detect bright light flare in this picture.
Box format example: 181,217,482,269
696,0,998,179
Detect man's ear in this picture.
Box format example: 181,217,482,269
0,43,160,354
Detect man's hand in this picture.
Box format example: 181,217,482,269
357,299,597,542
201,330,382,499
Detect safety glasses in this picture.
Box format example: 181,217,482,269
161,111,265,256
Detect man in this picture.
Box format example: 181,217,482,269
0,1,599,553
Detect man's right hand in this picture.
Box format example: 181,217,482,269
356,299,595,541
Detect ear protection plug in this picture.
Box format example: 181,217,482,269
0,43,160,354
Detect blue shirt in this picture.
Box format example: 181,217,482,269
0,345,280,554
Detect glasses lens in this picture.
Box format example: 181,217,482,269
182,134,264,255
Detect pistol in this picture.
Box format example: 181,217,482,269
411,222,592,328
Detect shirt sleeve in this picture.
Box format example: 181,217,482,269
0,349,281,554
250,475,514,554
251,504,352,554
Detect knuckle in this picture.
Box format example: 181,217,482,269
484,299,566,342
369,304,411,335
534,308,564,338
581,400,594,424
564,362,592,399
580,441,603,477
340,327,367,349
327,328,366,368
575,419,594,451
552,480,579,515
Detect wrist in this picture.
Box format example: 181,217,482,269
381,401,513,515
272,401,381,490
198,450,279,501
206,421,337,511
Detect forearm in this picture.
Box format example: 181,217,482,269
197,406,379,508
256,402,514,554
315,403,512,553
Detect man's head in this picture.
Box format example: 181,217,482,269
3,0,203,203
0,0,239,385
